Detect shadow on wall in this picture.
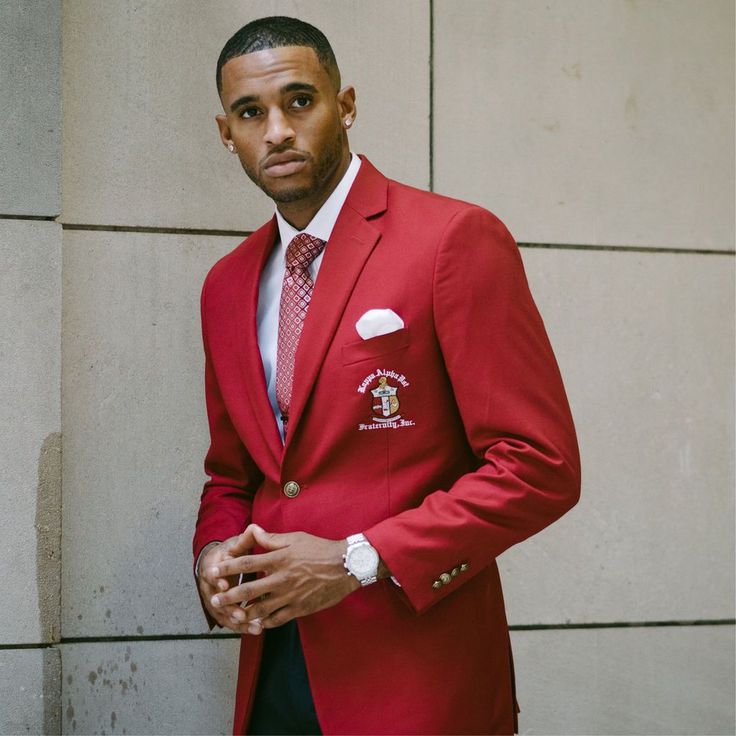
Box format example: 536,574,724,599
36,431,62,733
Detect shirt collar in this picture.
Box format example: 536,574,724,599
275,153,362,249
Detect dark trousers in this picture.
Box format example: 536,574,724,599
247,620,322,735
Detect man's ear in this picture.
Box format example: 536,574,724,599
337,86,357,124
216,114,234,151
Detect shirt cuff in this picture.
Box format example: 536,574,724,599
195,541,222,578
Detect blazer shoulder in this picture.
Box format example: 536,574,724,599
386,178,513,239
203,217,276,294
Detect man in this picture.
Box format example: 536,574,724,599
193,16,580,736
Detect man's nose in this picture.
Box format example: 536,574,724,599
264,109,295,147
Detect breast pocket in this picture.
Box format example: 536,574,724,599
341,327,410,366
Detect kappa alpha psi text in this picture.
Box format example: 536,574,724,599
357,369,415,431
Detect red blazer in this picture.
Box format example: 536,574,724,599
193,157,580,735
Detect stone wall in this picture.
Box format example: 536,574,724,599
1,1,733,733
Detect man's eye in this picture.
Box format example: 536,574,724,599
240,107,260,119
291,96,311,109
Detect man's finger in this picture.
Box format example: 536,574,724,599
200,580,249,624
261,606,294,629
246,618,263,635
209,606,241,628
210,575,278,609
209,549,281,578
226,619,264,636
206,594,246,621
213,611,263,635
252,525,294,551
241,594,288,623
227,523,263,556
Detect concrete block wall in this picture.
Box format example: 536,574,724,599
0,1,63,734
1,1,733,733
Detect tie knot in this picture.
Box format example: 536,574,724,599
285,233,326,274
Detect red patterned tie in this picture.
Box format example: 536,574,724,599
276,233,327,433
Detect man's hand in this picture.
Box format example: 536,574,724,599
208,525,361,629
197,529,265,635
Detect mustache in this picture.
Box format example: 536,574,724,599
260,146,311,167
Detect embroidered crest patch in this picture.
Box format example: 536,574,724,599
357,369,415,431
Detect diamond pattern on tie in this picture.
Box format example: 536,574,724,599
276,233,327,430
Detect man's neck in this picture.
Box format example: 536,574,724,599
276,150,351,230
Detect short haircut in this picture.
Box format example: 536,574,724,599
216,16,341,95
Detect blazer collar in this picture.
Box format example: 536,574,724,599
283,156,389,447
347,154,389,220
233,216,284,473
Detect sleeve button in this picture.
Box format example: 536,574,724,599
439,572,452,585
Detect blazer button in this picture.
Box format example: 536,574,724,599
460,562,469,572
439,572,452,586
283,481,300,498
432,580,442,589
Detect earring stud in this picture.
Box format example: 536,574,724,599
228,143,235,152
345,118,352,128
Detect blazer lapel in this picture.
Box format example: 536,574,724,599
285,158,389,445
232,217,284,472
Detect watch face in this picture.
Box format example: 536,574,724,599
348,544,379,578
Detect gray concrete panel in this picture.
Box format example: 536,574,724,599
58,626,735,735
500,249,735,624
0,221,62,645
434,0,735,249
0,0,62,216
62,235,734,635
61,231,235,637
61,638,238,735
0,647,61,735
511,624,735,735
61,0,429,230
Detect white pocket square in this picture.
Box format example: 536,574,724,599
355,308,405,340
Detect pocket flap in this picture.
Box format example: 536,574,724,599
341,327,410,366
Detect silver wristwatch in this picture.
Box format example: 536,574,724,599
343,533,379,586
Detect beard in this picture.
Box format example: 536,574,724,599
241,127,345,204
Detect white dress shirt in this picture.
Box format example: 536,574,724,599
257,153,362,441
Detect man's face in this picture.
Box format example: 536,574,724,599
216,46,353,205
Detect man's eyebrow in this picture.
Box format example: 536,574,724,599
229,83,319,113
280,82,318,95
230,95,258,112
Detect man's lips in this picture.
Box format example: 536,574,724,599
263,152,308,178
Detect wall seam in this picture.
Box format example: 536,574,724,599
3,618,733,649
60,223,251,237
56,222,736,256
429,0,434,192
518,243,734,256
0,214,57,221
